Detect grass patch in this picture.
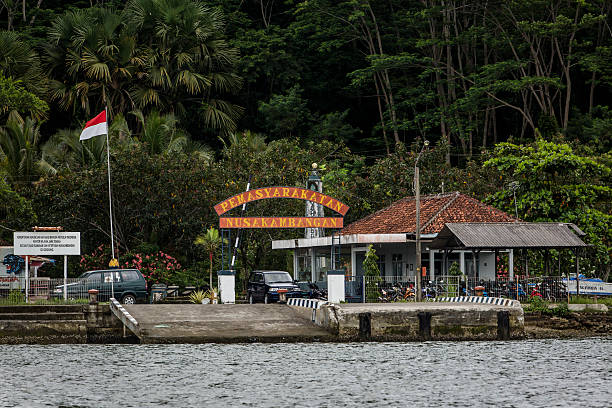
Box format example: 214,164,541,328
524,297,570,317
0,297,89,305
568,296,612,307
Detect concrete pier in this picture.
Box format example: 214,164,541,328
121,304,334,343
1,301,526,344
308,302,525,341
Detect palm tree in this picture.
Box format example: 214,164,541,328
0,113,43,185
194,227,223,290
40,114,133,174
123,0,243,134
40,128,106,174
0,30,46,96
220,130,267,153
44,8,145,117
131,109,188,155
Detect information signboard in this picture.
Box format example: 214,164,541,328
564,279,612,296
13,232,81,256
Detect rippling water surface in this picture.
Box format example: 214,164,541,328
1,338,610,407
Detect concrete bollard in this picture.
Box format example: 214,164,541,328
497,311,510,340
217,270,235,304
418,312,432,340
88,289,99,305
358,312,372,340
327,270,345,303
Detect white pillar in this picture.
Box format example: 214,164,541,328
63,255,68,301
351,246,357,277
327,270,345,303
509,249,514,280
311,248,316,282
429,249,435,280
25,256,29,303
459,251,465,274
218,270,235,304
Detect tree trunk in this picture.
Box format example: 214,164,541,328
589,72,596,113
209,251,213,289
373,75,390,155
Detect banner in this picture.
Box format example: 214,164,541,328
219,217,344,229
214,187,349,216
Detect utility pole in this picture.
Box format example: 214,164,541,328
415,140,429,301
508,181,520,219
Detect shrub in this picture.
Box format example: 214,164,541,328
7,290,25,304
122,251,181,285
524,296,570,317
80,244,181,285
448,262,461,276
168,265,207,288
189,290,207,304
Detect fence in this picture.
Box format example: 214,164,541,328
0,277,113,305
354,275,570,303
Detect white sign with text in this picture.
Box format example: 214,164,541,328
564,279,612,296
13,232,81,256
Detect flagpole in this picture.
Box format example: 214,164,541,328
105,106,115,299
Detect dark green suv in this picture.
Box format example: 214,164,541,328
54,269,147,304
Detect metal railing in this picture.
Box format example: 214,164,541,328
460,276,568,302
352,275,570,303
0,277,113,305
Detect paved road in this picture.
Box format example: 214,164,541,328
123,304,333,343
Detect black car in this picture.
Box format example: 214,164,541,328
247,270,301,304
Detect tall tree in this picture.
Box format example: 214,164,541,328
44,7,145,117
123,0,243,136
0,113,43,185
484,138,611,280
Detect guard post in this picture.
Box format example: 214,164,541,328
218,270,235,304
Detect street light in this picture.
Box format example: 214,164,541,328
414,140,429,302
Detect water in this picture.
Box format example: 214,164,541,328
1,338,610,408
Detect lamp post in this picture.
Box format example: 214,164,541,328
415,140,429,302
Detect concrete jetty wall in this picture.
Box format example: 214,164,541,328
307,303,525,341
0,304,134,344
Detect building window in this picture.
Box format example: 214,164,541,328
314,253,331,283
392,254,403,276
296,249,311,282
377,255,386,276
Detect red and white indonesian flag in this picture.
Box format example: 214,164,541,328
79,110,108,141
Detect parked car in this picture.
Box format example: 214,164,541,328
247,270,301,304
54,269,147,304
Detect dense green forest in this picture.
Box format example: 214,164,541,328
0,0,610,283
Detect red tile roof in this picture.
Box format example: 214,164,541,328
341,192,517,235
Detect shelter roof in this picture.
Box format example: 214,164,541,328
341,192,517,235
429,222,587,250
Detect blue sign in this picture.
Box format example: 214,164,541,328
3,254,25,274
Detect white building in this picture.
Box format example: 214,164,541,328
272,192,518,284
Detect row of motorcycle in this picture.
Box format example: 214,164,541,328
375,278,568,302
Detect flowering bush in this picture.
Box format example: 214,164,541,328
496,256,509,279
122,251,181,285
80,245,181,285
79,244,113,272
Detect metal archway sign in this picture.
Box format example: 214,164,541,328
215,186,349,228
